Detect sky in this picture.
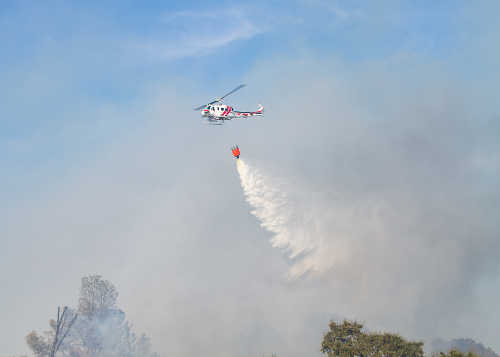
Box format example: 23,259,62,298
1,0,500,356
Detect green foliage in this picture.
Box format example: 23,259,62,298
435,350,481,357
321,320,424,357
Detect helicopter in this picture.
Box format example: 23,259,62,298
193,84,264,124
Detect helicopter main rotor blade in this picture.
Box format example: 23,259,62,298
193,84,245,110
194,104,207,111
220,84,246,100
193,100,220,111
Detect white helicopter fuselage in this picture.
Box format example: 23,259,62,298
201,103,263,121
201,104,233,118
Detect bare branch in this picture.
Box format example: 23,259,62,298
49,306,77,357
56,313,78,352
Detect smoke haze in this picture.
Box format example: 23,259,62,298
2,2,500,356
3,55,500,357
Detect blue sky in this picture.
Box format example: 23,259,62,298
0,0,487,202
2,1,500,356
1,0,464,164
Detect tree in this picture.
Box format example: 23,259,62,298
432,339,499,357
26,306,77,357
49,307,78,357
26,331,50,357
70,275,122,355
436,350,481,357
321,320,424,357
78,275,118,319
26,274,160,357
321,320,366,357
